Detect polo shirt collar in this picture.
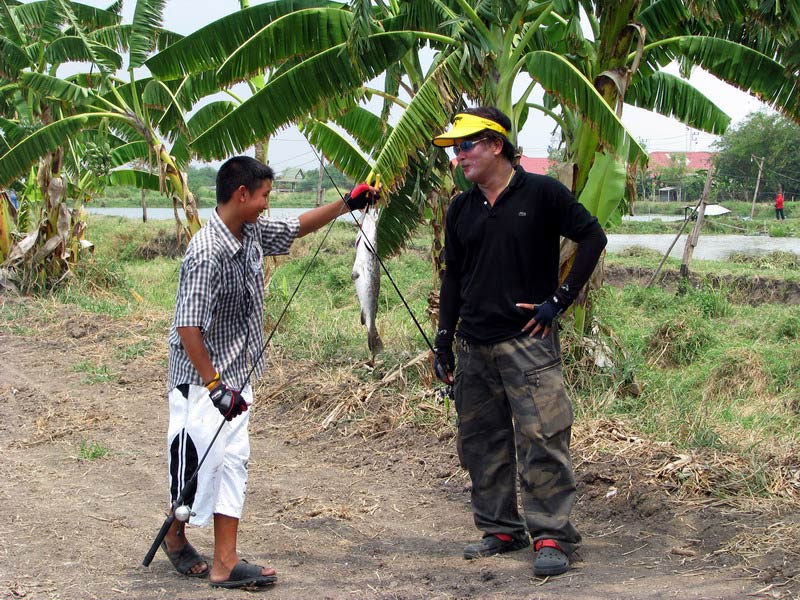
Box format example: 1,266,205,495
209,208,244,256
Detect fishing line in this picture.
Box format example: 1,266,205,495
303,140,436,354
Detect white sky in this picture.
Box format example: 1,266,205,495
42,0,776,168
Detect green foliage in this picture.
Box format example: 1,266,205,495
773,314,800,341
187,165,218,190
686,285,731,318
713,111,800,202
78,439,111,460
115,339,153,361
647,309,715,366
72,360,115,384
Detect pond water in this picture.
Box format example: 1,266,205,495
606,233,800,261
86,208,800,261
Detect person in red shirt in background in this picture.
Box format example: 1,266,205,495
775,186,785,220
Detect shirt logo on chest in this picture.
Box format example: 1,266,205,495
518,211,527,217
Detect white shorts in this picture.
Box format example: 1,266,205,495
167,384,253,527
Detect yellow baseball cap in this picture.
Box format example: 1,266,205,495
432,113,509,147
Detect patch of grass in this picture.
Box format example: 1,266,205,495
72,360,115,384
0,300,33,334
617,245,664,260
773,313,800,340
78,439,110,461
115,339,152,361
647,310,715,366
686,285,731,318
728,251,800,271
621,283,675,311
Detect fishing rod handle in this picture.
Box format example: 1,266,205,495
142,513,176,567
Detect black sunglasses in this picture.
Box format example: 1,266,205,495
452,137,489,155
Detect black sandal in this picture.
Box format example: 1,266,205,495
160,540,209,578
209,559,277,589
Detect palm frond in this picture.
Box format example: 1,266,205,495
377,150,448,258
525,50,648,168
104,0,122,16
185,100,235,139
129,0,166,68
172,70,228,109
0,116,28,148
67,1,121,30
109,140,148,167
335,106,390,156
108,167,160,191
144,0,338,80
637,0,690,40
0,36,30,79
577,150,626,229
670,36,799,121
301,119,372,181
0,114,93,185
12,0,62,42
44,35,122,72
191,32,416,160
627,71,730,134
169,132,189,166
386,0,454,37
19,71,92,104
371,51,472,190
88,22,130,51
215,8,354,86
0,1,27,46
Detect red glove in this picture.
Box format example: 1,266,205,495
344,182,378,211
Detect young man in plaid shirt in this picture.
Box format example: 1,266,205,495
161,156,378,589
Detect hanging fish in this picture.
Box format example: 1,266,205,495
352,207,383,359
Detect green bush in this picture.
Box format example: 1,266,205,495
687,285,731,318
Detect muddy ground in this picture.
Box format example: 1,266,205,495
1,299,798,600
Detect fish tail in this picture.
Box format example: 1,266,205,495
368,329,384,355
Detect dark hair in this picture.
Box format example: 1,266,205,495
463,107,516,162
216,156,274,204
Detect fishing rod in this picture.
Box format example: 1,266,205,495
143,194,348,567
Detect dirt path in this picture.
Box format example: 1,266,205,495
1,302,797,600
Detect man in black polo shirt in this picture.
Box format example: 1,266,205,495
431,107,606,576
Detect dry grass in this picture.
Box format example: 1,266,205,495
704,348,769,403
571,418,800,509
647,315,712,367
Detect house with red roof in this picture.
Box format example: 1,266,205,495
518,152,715,175
518,156,554,175
647,151,714,171
518,152,715,201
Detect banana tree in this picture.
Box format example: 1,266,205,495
0,0,211,284
0,0,123,285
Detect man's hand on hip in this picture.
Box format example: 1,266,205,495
517,295,565,338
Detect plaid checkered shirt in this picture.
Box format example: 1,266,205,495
168,209,300,391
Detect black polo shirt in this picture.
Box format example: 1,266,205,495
439,166,606,344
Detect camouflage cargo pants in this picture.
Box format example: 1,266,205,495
454,330,581,553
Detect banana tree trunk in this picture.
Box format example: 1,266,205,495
156,144,201,241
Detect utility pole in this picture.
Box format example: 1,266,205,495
750,155,765,218
680,165,714,280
